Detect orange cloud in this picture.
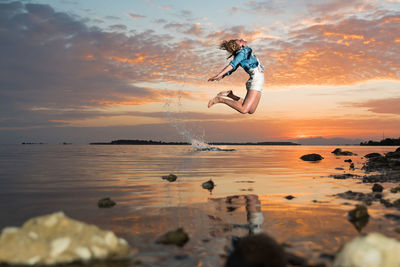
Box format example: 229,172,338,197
262,14,400,86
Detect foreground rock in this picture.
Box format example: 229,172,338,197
332,148,356,156
300,154,323,161
334,233,400,267
225,234,286,267
0,212,131,265
348,205,369,232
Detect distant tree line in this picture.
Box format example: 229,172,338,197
360,138,400,146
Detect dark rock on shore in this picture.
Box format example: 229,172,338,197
336,190,382,205
372,184,384,192
365,153,382,158
155,228,189,247
332,148,356,156
225,234,287,267
344,159,352,163
362,147,400,172
300,154,324,161
98,197,116,208
285,195,295,200
362,172,400,183
162,173,178,182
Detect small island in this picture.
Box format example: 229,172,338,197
90,139,300,146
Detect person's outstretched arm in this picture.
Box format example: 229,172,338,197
208,64,233,81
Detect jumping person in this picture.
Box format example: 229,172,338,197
208,39,264,114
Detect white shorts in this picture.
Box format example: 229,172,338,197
246,66,264,92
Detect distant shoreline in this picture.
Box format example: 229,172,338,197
89,139,301,146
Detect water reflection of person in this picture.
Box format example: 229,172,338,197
245,194,264,235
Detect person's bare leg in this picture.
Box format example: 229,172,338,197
208,90,261,114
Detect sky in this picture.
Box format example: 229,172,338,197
0,0,399,144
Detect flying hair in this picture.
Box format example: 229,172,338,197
219,40,241,59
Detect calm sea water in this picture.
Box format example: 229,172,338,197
0,144,399,266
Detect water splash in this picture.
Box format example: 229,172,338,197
164,93,234,151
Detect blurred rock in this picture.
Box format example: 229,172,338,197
348,205,369,221
384,214,400,221
391,186,400,193
155,228,189,247
162,173,178,182
225,234,286,267
334,233,400,267
372,183,384,192
344,159,352,163
0,212,131,265
348,205,369,232
285,195,295,200
300,154,323,161
98,197,116,208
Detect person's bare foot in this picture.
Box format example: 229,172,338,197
208,96,220,108
217,90,232,97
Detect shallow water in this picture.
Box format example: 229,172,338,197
1,145,399,266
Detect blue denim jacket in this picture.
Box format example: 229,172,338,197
226,46,264,76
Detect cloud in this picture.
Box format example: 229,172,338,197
227,1,284,15
159,6,171,10
307,0,375,16
0,2,206,130
109,24,127,31
164,22,205,36
128,13,145,19
263,13,400,85
343,97,400,115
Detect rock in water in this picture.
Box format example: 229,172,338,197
155,228,189,247
202,179,215,191
0,212,131,265
98,197,116,208
372,183,384,192
300,154,324,161
225,234,286,267
332,148,356,156
162,173,177,182
334,233,400,267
